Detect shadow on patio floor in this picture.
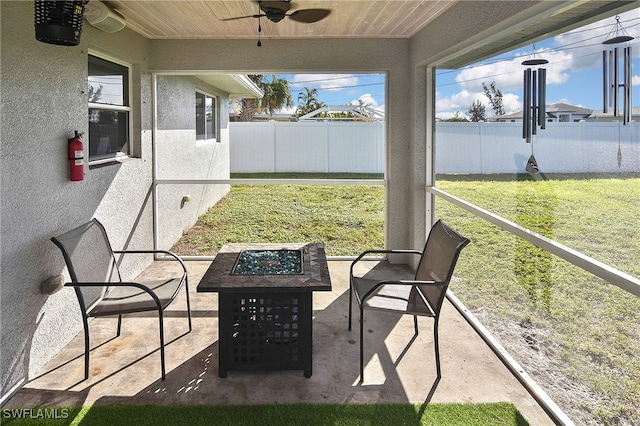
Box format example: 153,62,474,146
5,260,554,424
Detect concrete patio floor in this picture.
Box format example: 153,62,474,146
5,259,555,424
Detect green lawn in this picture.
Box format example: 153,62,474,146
3,403,528,426
172,173,639,425
434,173,640,426
171,183,385,257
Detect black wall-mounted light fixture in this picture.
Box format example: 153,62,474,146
34,1,88,46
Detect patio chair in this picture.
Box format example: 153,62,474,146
348,219,470,381
51,218,192,381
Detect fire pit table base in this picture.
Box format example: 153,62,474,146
196,243,331,378
219,292,312,378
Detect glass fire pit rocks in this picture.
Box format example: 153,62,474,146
231,249,304,275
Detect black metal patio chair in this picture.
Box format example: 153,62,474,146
348,219,470,381
51,218,192,381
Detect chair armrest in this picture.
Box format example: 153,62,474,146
359,279,445,301
350,249,422,278
357,280,447,317
113,250,188,275
64,281,163,308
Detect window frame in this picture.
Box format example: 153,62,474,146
87,50,132,164
195,90,219,143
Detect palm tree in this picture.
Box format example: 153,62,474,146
236,75,261,122
236,75,293,121
296,87,326,118
260,75,293,116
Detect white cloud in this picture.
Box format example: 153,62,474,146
349,93,379,107
439,48,573,115
436,89,478,112
436,89,522,116
553,10,639,71
436,9,639,116
291,74,359,92
455,48,572,93
501,93,521,115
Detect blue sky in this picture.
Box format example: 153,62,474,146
272,9,638,119
275,72,386,114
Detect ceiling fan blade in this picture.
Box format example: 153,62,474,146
289,9,331,23
221,14,263,21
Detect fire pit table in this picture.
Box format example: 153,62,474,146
197,243,332,378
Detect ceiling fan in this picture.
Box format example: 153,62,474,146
224,1,332,46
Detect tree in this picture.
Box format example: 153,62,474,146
482,82,505,116
468,100,486,122
88,84,103,102
236,75,262,122
236,74,293,121
440,111,468,122
260,75,293,116
295,87,326,118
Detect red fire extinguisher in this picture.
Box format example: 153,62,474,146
68,131,84,181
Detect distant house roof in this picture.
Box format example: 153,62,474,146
496,102,593,120
589,107,640,119
545,103,593,116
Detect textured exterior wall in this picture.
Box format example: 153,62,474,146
155,75,231,250
0,2,153,399
0,2,229,401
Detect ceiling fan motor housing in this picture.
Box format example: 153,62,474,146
262,7,287,22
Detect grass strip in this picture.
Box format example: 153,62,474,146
3,403,528,426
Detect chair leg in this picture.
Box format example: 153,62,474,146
158,309,166,380
413,315,419,335
359,306,364,381
184,281,192,333
348,279,353,331
116,314,122,337
433,317,441,379
82,314,90,381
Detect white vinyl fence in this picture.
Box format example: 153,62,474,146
230,121,385,173
230,121,639,174
437,121,639,174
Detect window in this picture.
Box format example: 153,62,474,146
196,91,217,141
88,54,130,162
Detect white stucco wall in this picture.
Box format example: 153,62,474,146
155,75,232,250
0,2,231,401
0,2,154,399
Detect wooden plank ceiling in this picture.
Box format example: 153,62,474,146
105,0,458,40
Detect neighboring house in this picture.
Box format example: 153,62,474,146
587,107,640,122
495,103,594,123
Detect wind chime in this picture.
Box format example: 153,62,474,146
521,46,548,174
602,16,634,125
